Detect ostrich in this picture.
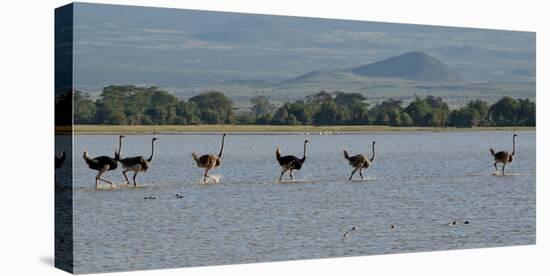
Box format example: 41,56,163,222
117,136,158,186
192,134,226,182
490,134,517,176
55,151,66,169
82,136,121,188
343,141,376,180
275,140,309,182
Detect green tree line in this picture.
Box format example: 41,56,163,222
72,85,535,127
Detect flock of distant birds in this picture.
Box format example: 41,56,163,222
54,133,518,188
342,219,471,238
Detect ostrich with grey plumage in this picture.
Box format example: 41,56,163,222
490,134,517,176
343,141,376,180
192,134,226,183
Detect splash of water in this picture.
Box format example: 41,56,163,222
492,172,520,176
202,175,221,184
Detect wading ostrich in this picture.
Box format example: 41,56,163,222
490,134,517,176
117,136,158,186
82,136,121,188
276,140,309,182
55,151,66,169
192,134,226,182
343,141,376,180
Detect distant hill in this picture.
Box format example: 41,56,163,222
285,51,461,85
71,3,535,104
350,51,461,81
272,52,538,107
284,69,345,84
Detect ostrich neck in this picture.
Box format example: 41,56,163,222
302,141,308,160
370,142,376,162
118,136,123,157
147,139,156,162
512,136,516,155
218,136,225,157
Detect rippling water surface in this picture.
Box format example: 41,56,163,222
70,131,535,273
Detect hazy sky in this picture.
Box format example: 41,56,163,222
71,3,535,95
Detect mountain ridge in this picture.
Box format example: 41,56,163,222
350,51,461,81
285,51,461,85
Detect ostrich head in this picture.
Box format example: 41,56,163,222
513,134,518,138
153,137,158,141
82,151,89,159
305,140,310,143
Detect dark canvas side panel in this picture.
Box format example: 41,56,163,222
54,3,74,274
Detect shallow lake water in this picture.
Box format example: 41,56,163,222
70,131,535,273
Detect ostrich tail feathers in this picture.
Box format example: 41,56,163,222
489,148,496,156
275,147,281,160
82,152,95,167
140,158,150,171
343,150,350,160
192,152,198,161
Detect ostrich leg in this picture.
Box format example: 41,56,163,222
359,168,365,180
494,162,498,172
95,165,113,188
290,169,294,181
502,162,506,176
203,168,210,183
122,170,130,184
279,168,288,182
132,171,138,186
349,168,358,180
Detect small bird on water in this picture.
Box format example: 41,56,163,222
343,226,357,238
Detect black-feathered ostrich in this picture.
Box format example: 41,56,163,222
116,135,158,186
192,134,226,182
276,140,309,182
343,141,376,180
490,134,517,175
55,151,66,169
82,136,121,188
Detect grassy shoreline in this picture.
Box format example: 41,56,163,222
60,125,535,135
